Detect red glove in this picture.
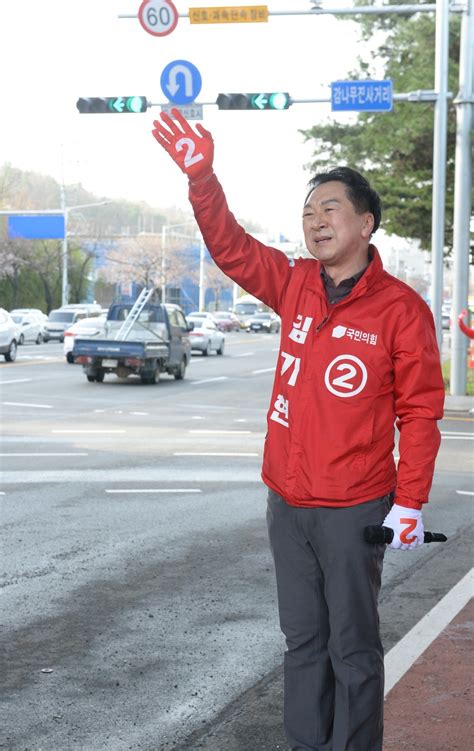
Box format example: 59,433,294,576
151,108,214,181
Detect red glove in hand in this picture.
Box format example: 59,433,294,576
151,108,214,181
382,504,424,550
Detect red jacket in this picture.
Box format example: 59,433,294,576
189,174,444,510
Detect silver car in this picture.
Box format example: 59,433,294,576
10,312,45,344
0,308,18,362
188,317,225,356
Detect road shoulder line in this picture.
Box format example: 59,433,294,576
384,567,473,696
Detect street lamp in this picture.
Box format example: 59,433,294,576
60,186,111,305
160,221,200,305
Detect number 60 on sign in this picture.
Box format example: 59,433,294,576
138,0,179,36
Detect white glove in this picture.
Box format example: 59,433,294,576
382,504,424,550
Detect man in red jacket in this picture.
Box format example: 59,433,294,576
151,109,445,751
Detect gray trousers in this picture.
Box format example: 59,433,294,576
266,489,391,751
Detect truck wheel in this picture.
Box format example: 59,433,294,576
87,375,96,382
216,340,225,355
141,369,159,384
174,358,186,380
5,340,17,362
95,371,105,383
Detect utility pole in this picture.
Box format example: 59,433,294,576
450,0,474,395
60,182,69,306
430,0,450,350
199,236,206,311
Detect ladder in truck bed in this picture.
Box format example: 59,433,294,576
114,288,155,341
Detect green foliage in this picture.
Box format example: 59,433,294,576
300,4,469,257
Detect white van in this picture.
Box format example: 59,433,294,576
44,305,102,342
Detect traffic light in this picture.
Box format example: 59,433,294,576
76,96,148,114
216,93,291,111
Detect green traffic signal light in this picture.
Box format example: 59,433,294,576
76,97,148,114
268,92,290,110
216,93,291,111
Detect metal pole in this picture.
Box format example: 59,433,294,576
161,225,166,304
199,237,206,311
60,183,68,306
430,0,450,350
450,0,474,395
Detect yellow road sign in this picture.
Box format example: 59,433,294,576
189,6,268,24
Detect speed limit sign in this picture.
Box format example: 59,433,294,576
138,0,179,37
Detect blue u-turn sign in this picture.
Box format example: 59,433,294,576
160,59,202,105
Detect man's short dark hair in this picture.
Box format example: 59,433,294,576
305,167,382,234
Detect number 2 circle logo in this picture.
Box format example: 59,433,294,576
324,354,368,398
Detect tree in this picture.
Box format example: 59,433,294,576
99,234,199,296
205,258,233,311
300,2,472,260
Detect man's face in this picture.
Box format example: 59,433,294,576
302,181,374,269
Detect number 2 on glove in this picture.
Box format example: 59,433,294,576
175,137,204,169
399,517,417,544
151,107,214,180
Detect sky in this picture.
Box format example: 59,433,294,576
1,1,366,241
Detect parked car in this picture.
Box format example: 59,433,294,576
10,307,48,324
187,311,218,323
0,308,18,362
188,317,225,355
212,311,241,332
63,314,107,363
245,312,281,334
10,312,45,344
44,306,101,342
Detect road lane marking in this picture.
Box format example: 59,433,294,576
191,376,228,385
51,429,126,434
384,568,474,697
189,429,252,434
441,430,474,435
456,490,474,496
1,452,89,457
130,411,149,415
105,488,202,494
252,367,276,374
174,452,259,457
0,378,33,385
2,401,53,409
2,468,262,483
440,434,474,440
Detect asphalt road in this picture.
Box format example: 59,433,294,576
1,333,473,750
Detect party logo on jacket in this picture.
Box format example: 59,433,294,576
324,354,368,398
332,325,378,346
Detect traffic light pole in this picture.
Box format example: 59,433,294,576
450,0,473,396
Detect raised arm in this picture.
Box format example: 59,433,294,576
151,108,293,313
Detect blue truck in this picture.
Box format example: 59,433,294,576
71,302,193,384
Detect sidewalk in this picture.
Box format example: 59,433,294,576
178,571,473,751
384,598,473,750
